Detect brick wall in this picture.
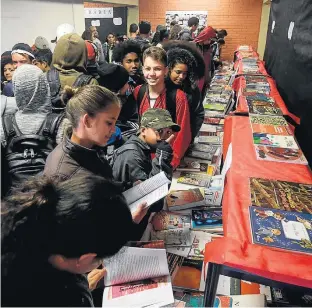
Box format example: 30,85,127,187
139,0,263,60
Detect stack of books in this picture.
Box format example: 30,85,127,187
249,114,308,164
249,177,312,255
241,57,260,73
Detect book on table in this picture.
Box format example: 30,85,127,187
151,227,192,247
250,177,312,214
177,157,218,175
191,208,223,232
249,114,288,126
252,133,299,149
254,145,308,165
102,240,174,307
177,172,212,188
151,211,191,231
249,206,312,254
122,171,170,213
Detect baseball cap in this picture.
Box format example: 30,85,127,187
141,108,180,132
51,23,75,43
34,36,50,50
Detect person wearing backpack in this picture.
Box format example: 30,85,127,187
133,46,191,169
166,47,204,141
46,33,98,113
1,64,67,196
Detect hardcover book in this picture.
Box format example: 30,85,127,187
249,206,312,254
248,104,283,116
250,115,288,126
255,145,308,165
250,178,312,214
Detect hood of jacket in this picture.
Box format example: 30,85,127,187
52,33,87,74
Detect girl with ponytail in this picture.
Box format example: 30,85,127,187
2,175,135,307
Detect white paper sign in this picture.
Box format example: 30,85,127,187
113,17,122,26
91,20,100,27
84,7,113,19
165,11,208,30
282,220,310,241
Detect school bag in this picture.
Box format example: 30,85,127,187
46,67,93,113
2,112,64,191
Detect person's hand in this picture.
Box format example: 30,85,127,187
87,268,106,291
132,202,149,224
133,180,142,187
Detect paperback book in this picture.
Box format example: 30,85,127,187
249,206,312,254
250,114,288,126
151,227,192,247
177,172,212,188
191,208,223,231
255,145,308,165
177,157,217,175
204,117,225,125
151,211,191,231
250,177,312,214
248,104,283,116
251,123,292,136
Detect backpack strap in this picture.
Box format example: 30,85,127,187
137,84,147,114
165,88,177,123
39,113,65,139
2,114,22,142
73,74,93,87
46,67,61,99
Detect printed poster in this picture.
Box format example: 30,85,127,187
165,11,208,30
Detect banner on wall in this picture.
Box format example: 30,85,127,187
165,11,208,30
84,2,113,19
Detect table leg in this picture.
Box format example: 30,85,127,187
204,262,222,307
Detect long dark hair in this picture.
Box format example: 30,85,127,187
2,175,133,277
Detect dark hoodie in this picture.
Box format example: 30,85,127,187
52,33,98,88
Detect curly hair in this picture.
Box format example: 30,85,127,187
169,24,182,40
112,40,142,63
167,47,197,85
163,40,205,79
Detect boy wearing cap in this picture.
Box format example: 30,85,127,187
112,108,179,184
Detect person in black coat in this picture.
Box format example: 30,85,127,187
165,47,205,141
1,175,135,307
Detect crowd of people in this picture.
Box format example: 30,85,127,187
1,18,227,307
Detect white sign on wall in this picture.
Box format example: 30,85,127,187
84,7,113,19
165,11,208,30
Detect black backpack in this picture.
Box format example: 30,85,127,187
2,112,64,191
137,84,177,122
46,68,94,113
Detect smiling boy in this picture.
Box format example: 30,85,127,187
133,46,192,168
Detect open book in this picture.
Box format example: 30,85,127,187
122,172,171,213
102,241,174,307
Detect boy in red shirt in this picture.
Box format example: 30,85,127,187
133,46,191,168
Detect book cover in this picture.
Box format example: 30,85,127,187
190,143,220,155
151,211,191,231
177,172,212,187
241,280,271,301
253,134,299,149
250,178,312,214
204,117,225,125
177,157,217,175
251,123,292,136
151,227,192,247
250,114,288,126
200,123,218,133
198,135,223,145
172,258,203,291
204,103,227,112
214,295,266,307
167,252,185,280
249,206,312,254
255,145,308,165
191,208,223,230
203,175,225,206
248,104,283,116
166,188,206,211
188,230,213,259
187,149,214,161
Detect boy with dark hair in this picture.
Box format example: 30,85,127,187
33,49,53,72
112,40,144,88
188,17,199,30
178,17,199,41
133,46,192,169
129,23,139,39
217,29,228,39
135,21,152,51
112,108,179,183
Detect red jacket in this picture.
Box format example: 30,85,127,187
134,85,192,168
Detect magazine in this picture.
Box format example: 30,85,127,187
249,206,312,254
250,178,312,214
191,208,223,231
255,145,308,165
251,123,292,136
122,172,171,213
151,211,191,231
252,134,299,149
177,172,212,187
151,227,192,247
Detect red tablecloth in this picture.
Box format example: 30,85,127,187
232,76,300,125
204,116,312,288
234,60,268,76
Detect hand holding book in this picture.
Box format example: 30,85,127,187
132,202,149,224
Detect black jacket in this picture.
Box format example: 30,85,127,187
166,78,204,140
2,259,93,307
44,129,115,181
112,135,173,184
